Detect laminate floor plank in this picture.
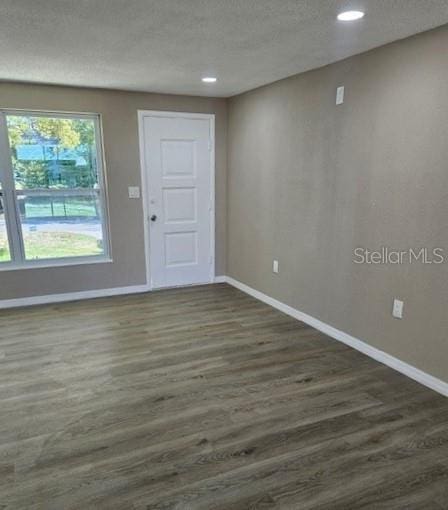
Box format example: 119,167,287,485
0,283,446,509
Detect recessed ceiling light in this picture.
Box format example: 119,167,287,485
202,77,217,83
337,10,365,21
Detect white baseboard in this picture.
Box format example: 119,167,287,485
0,284,151,310
0,275,227,309
225,276,448,398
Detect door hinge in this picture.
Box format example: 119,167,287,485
208,139,212,151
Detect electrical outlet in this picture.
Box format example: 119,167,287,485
392,299,403,319
336,86,345,105
273,260,279,274
128,186,140,199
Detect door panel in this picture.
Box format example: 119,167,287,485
163,187,197,223
143,115,213,288
164,231,198,266
161,139,196,178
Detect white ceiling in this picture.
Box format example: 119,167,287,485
1,0,447,98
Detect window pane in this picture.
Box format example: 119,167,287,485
17,191,104,260
7,115,99,190
5,114,107,262
0,190,11,262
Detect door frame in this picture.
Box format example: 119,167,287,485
137,110,215,290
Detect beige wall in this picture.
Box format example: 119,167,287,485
0,83,227,299
227,25,448,382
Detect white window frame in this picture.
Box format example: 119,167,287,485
0,109,112,270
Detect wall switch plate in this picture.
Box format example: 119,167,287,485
128,186,140,199
392,299,404,319
336,86,345,105
273,260,279,274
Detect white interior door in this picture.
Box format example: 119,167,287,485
142,113,214,289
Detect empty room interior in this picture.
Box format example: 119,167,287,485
1,1,448,508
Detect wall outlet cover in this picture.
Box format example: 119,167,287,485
128,186,141,199
393,299,404,319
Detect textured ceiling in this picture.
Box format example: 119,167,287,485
1,0,448,97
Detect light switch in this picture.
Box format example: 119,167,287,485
128,186,140,199
336,86,345,105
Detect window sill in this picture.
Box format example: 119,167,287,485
0,256,113,272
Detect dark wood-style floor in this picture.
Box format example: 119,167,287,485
0,283,447,509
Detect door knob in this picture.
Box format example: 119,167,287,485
150,214,157,222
